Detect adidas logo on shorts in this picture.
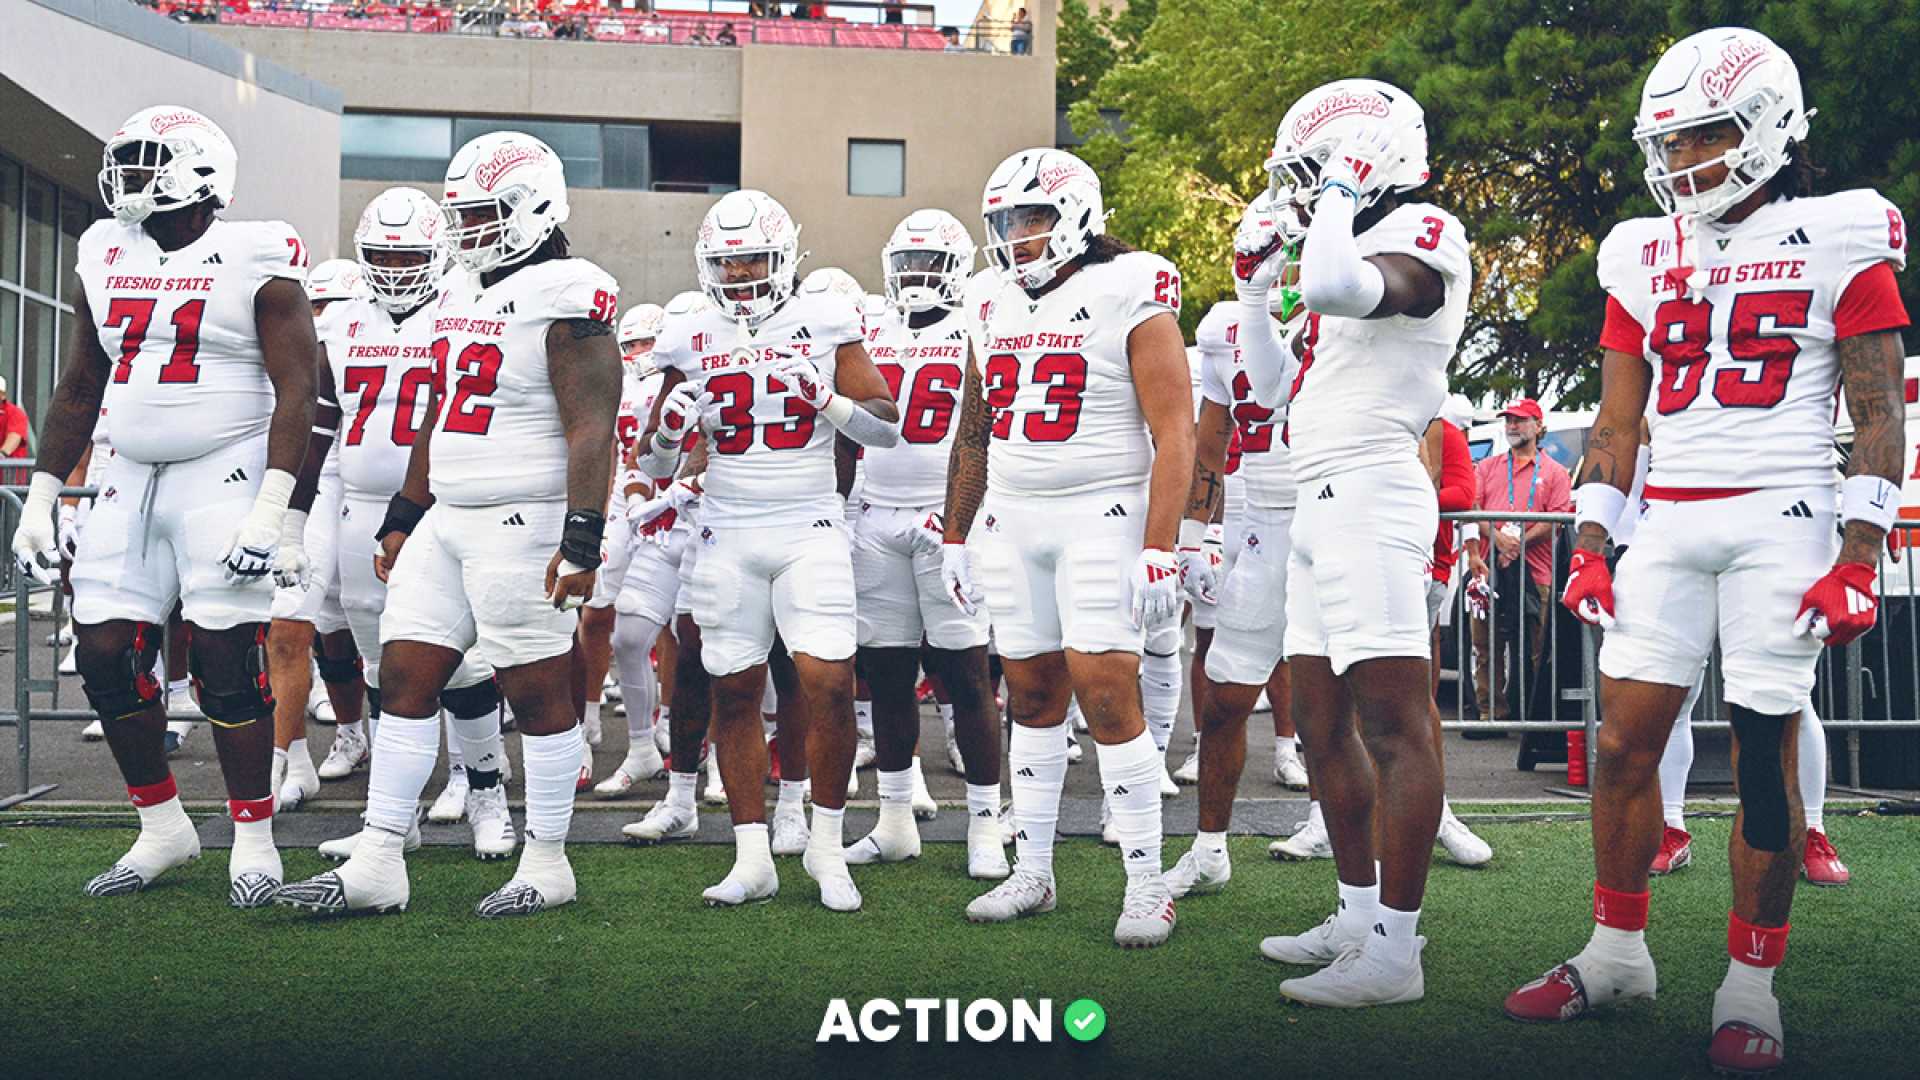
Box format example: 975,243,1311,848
1015,767,1035,777
813,519,834,528
1111,785,1130,796
1103,504,1127,518
1316,484,1334,501
1781,501,1814,519
502,512,527,526
224,468,248,484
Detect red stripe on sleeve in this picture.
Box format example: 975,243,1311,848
1834,261,1911,340
1598,296,1647,355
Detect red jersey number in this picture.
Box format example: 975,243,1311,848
430,339,503,435
104,298,205,385
1229,370,1276,453
898,362,964,445
705,370,818,455
982,353,1087,443
1652,290,1810,414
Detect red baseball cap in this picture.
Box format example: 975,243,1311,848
1499,398,1544,422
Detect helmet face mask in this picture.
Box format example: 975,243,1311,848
882,208,977,313
980,149,1104,292
98,106,237,226
440,132,570,274
694,190,802,327
355,187,443,312
618,302,666,378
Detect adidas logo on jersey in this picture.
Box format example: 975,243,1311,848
793,327,812,341
1103,504,1127,518
1781,501,1814,519
1780,227,1812,246
813,519,834,528
1316,483,1334,500
502,512,527,526
498,301,516,315
202,252,223,265
224,468,248,484
1069,307,1092,323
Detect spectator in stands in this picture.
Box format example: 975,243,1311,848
1010,7,1032,54
0,376,33,486
883,0,904,24
689,24,711,44
1470,397,1573,723
749,1,775,16
715,22,738,45
942,25,963,50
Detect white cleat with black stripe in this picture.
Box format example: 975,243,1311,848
274,830,410,915
475,840,575,919
82,824,201,898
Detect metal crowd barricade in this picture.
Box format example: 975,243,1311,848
1,481,97,808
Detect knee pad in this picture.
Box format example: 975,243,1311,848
190,628,275,729
440,677,502,721
365,685,382,721
313,642,364,686
1731,704,1791,852
76,622,165,721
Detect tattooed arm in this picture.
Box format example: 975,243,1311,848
1186,400,1231,527
942,356,991,543
1836,328,1908,565
1571,348,1652,555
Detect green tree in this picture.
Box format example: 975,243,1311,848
1057,0,1160,109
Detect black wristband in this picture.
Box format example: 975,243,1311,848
376,493,430,542
560,508,606,570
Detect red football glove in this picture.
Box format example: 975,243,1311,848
1561,549,1615,630
1794,561,1879,647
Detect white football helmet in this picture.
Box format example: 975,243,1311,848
1265,79,1429,219
98,106,237,225
354,187,443,313
1634,27,1810,222
696,190,803,327
306,258,368,304
441,131,570,274
980,148,1106,291
882,208,977,312
801,266,863,300
618,303,666,377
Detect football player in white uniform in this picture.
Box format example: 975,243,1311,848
590,301,674,795
277,133,623,917
12,106,318,907
1235,80,1472,1004
267,260,369,813
1166,194,1305,898
1506,32,1908,1070
944,148,1195,947
842,209,1006,880
637,191,900,911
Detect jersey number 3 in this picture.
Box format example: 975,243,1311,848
1651,290,1811,414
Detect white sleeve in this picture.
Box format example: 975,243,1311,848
1297,190,1385,318
1238,302,1297,406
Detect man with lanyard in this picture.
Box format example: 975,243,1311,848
1470,398,1572,723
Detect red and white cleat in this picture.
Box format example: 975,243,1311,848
1650,826,1692,876
1505,956,1656,1023
1800,828,1849,886
1709,983,1785,1076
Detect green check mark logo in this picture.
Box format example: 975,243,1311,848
1064,998,1106,1041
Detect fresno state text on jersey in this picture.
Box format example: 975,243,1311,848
862,304,971,507
77,218,308,464
427,258,619,506
1197,300,1298,509
1598,190,1909,490
652,278,866,527
964,250,1181,497
320,293,441,498
1285,203,1471,486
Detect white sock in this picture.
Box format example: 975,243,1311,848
854,698,874,741
777,778,807,815
583,700,602,730
964,781,999,820
339,719,364,740
1335,878,1380,941
667,770,698,811
231,815,277,865
809,803,845,854
1139,650,1181,753
1799,703,1826,832
877,768,915,830
521,727,584,844
287,738,318,781
1276,733,1299,759
733,821,772,870
136,795,194,837
168,677,191,701
443,711,465,771
1658,696,1697,831
1721,955,1777,996
939,702,956,743
1194,828,1227,854
1582,923,1650,967
613,614,663,742
1372,904,1421,964
1008,722,1068,878
448,710,505,787
1096,730,1165,881
364,711,439,834
657,705,672,733
1307,800,1325,832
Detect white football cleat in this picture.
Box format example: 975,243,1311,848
1173,744,1199,784
1114,875,1177,948
966,869,1056,923
1065,730,1083,764
48,623,74,647
997,805,1017,846
163,719,195,755
228,842,284,910
703,751,727,805
1279,937,1426,1008
771,805,811,856
910,761,937,821
803,845,862,912
275,829,410,915
1165,845,1232,898
1160,763,1179,798
59,643,80,676
81,718,105,741
317,727,369,781
602,676,622,701
466,784,516,861
308,683,337,726
844,809,921,865
967,812,1011,880
318,813,421,861
846,767,859,799
277,756,320,814
1271,816,1333,860
852,733,876,771
945,738,965,775
427,768,470,824
652,716,671,757
1274,752,1310,790
575,743,595,793
622,801,699,844
476,840,575,918
1436,807,1493,867
703,856,779,907
1260,910,1360,966
1100,796,1118,846
82,819,202,898
595,742,666,796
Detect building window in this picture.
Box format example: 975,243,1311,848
0,151,100,487
341,113,453,183
848,139,905,198
340,112,738,192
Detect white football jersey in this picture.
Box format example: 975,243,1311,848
1197,301,1298,510
1285,203,1471,486
861,304,970,507
652,274,867,527
76,217,308,464
426,258,620,506
1597,190,1909,490
320,294,439,499
964,250,1181,498
609,365,665,515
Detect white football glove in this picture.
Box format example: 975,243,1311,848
1318,122,1397,206
1232,201,1294,305
941,542,983,616
219,469,296,586
57,503,81,562
656,381,710,447
11,473,62,586
1176,519,1222,605
627,473,702,544
772,357,835,411
273,510,311,590
1129,547,1182,630
909,510,947,560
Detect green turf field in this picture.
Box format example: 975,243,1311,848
2,811,1914,1079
